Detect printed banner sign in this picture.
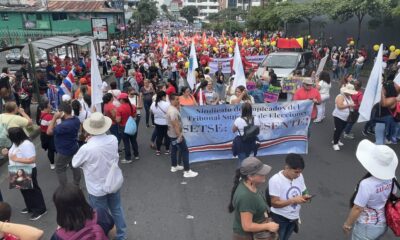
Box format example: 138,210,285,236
264,85,281,103
181,100,313,163
209,55,266,74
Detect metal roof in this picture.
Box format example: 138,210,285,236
72,36,97,46
31,36,77,50
0,1,122,13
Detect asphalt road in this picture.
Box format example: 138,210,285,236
0,70,398,239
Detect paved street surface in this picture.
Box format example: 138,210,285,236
0,83,398,240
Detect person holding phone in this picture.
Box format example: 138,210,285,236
267,154,310,240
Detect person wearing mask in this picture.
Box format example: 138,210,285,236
51,184,116,240
38,100,55,170
179,86,197,106
116,93,139,163
314,71,331,123
293,78,321,121
46,103,81,186
343,139,398,239
343,80,363,139
166,93,198,178
229,157,278,240
72,112,127,240
268,153,311,240
2,127,47,221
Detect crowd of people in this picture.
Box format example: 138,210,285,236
0,25,398,239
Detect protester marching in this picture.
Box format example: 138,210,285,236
0,17,399,239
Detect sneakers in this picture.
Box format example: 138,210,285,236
165,150,170,155
21,208,30,214
170,165,184,172
30,211,47,221
134,156,140,160
50,164,55,170
343,133,355,139
183,170,198,178
121,159,133,164
313,119,322,123
333,144,340,151
331,140,344,146
156,151,161,156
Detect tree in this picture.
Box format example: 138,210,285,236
295,1,326,35
161,4,168,13
132,0,158,32
328,0,392,45
180,6,199,23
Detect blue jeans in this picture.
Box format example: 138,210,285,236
374,115,396,144
270,212,296,240
170,137,190,171
119,118,140,160
116,77,124,90
89,190,127,240
351,222,387,240
110,124,121,144
237,152,250,168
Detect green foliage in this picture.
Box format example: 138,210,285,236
161,4,168,13
132,0,159,27
180,6,199,23
204,20,245,33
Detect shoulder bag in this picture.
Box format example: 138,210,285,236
385,178,400,236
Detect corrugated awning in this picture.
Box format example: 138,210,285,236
72,36,97,46
31,36,77,50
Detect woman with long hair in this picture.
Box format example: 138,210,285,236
140,79,155,128
103,93,120,143
150,91,170,156
229,157,278,240
51,184,116,239
232,103,260,166
116,93,139,163
230,85,255,104
179,86,197,106
2,127,46,221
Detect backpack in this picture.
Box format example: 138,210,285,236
56,212,108,240
241,117,260,142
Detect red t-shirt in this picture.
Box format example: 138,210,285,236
116,103,136,127
112,66,125,78
293,87,321,119
39,112,54,133
165,85,176,96
103,102,117,124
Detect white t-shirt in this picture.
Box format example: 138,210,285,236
229,95,255,104
233,116,261,136
9,140,36,168
354,176,394,224
269,171,307,220
318,81,331,98
129,96,140,114
150,100,170,125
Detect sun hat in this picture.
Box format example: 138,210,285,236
83,112,112,136
61,94,71,102
240,157,272,176
356,139,398,180
117,92,128,100
302,78,314,85
340,84,357,95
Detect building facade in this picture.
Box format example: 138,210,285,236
183,0,219,17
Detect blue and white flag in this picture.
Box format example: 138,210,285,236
187,40,198,90
181,101,313,163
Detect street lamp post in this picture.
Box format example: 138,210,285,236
27,40,40,103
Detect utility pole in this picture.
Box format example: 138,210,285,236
28,40,40,104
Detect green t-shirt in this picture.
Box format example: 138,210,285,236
232,181,268,236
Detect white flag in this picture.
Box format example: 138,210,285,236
199,88,204,106
90,41,103,112
357,44,383,122
316,54,328,77
187,40,198,90
232,41,246,90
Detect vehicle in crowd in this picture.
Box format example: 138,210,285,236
254,51,313,81
6,49,26,64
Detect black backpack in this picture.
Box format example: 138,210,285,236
241,117,260,142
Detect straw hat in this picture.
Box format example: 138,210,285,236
356,139,398,180
83,112,112,136
340,84,357,95
302,78,313,85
